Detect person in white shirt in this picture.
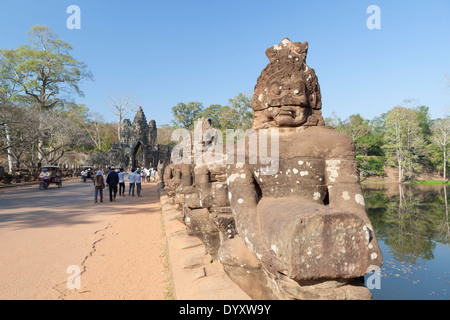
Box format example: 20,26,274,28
140,168,145,184
118,168,128,196
128,168,136,196
151,167,156,182
135,169,142,197
39,168,50,179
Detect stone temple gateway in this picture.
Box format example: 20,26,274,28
160,38,383,300
109,107,171,169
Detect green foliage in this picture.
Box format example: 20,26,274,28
0,25,97,167
157,124,177,147
171,102,203,129
0,49,21,105
201,104,223,129
430,117,450,180
171,93,253,133
357,156,386,177
414,105,433,140
327,104,449,181
225,93,253,130
325,113,385,156
383,106,427,182
7,25,93,110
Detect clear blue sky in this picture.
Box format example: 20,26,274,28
1,0,450,125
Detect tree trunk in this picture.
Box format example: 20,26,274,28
37,111,45,164
118,115,122,143
444,147,447,184
4,122,14,173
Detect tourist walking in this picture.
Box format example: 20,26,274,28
128,168,136,196
146,167,151,182
118,168,128,196
94,170,105,203
135,169,142,197
106,166,119,202
140,168,146,183
151,167,156,182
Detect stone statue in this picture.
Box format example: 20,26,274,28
219,38,383,300
163,118,237,258
178,118,231,257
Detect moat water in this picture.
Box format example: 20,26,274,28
363,183,450,300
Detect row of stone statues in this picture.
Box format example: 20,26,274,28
158,38,383,300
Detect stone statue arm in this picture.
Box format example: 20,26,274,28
228,160,384,281
324,158,368,218
227,164,266,259
323,135,373,224
324,138,383,268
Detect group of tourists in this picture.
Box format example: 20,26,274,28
92,166,157,203
80,169,94,183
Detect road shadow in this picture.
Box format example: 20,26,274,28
0,180,159,229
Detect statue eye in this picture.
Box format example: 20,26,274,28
294,84,305,95
270,83,282,95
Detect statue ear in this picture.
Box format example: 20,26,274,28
265,47,278,63
302,41,309,54
310,82,322,110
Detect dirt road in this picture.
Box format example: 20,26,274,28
0,179,168,300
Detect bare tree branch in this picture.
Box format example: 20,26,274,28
107,93,138,141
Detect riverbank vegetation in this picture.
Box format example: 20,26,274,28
325,104,450,183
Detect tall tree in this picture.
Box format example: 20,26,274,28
0,103,40,168
171,102,203,129
201,104,224,129
13,26,93,110
108,93,138,141
383,106,426,183
431,117,450,183
79,112,106,150
226,93,253,130
324,112,343,129
325,113,385,156
2,25,93,163
0,49,21,172
156,124,176,147
414,105,433,141
338,114,371,156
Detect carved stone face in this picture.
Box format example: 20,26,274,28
193,118,217,154
252,38,324,129
260,78,310,126
262,105,310,127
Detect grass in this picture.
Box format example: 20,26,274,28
407,180,450,185
361,179,386,184
362,179,450,185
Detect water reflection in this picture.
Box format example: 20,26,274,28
363,183,450,299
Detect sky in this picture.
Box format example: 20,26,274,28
1,0,450,126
